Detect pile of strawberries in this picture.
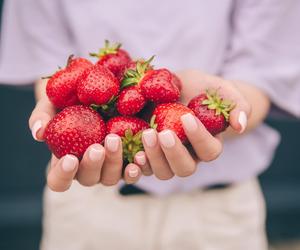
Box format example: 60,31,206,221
44,41,234,164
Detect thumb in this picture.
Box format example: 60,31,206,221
29,98,56,141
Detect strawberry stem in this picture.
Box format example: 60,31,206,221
90,96,118,116
122,129,144,163
121,56,155,89
66,54,74,67
149,115,158,129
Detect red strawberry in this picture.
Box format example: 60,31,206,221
171,73,182,91
44,105,106,158
116,86,146,116
106,116,149,162
90,40,132,81
46,56,93,109
77,64,120,106
125,61,138,71
140,69,180,103
122,57,180,103
67,56,94,71
151,103,194,142
188,89,235,135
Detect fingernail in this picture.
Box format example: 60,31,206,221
62,155,77,172
181,113,198,132
238,111,247,133
106,134,120,152
129,168,139,178
89,146,104,162
31,120,42,141
135,153,146,165
142,129,157,147
158,130,176,148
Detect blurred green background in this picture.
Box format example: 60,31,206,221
0,1,299,249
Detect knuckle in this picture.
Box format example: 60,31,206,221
125,178,138,185
155,172,174,180
201,147,222,162
47,178,69,192
193,135,209,146
101,178,119,186
77,178,98,187
142,169,153,176
176,166,196,177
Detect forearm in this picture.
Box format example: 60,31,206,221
224,81,271,138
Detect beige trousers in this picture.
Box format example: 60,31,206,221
40,178,268,250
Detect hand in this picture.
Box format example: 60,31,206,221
29,96,142,192
135,70,251,180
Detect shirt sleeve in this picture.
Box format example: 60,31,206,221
220,0,300,117
0,0,75,85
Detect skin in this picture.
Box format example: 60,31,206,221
29,70,270,192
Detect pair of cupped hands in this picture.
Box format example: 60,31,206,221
29,70,251,192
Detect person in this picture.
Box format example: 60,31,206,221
0,0,300,249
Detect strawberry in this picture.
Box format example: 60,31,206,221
171,73,182,91
140,69,180,103
44,105,106,159
90,40,132,81
67,56,94,71
151,103,194,142
187,89,235,135
106,116,149,163
116,86,146,116
122,57,180,103
77,64,120,106
46,55,93,109
115,58,154,116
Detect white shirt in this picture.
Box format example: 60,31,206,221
1,0,299,195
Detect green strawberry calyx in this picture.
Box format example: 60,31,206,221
202,89,235,121
90,95,118,117
149,115,158,130
122,129,144,163
121,56,155,89
89,40,122,58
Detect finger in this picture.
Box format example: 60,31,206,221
76,144,105,186
134,151,153,176
29,98,56,141
229,109,249,134
158,130,196,177
123,163,142,184
142,129,174,180
47,154,79,192
198,78,251,134
220,82,251,133
100,134,123,186
181,113,223,162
